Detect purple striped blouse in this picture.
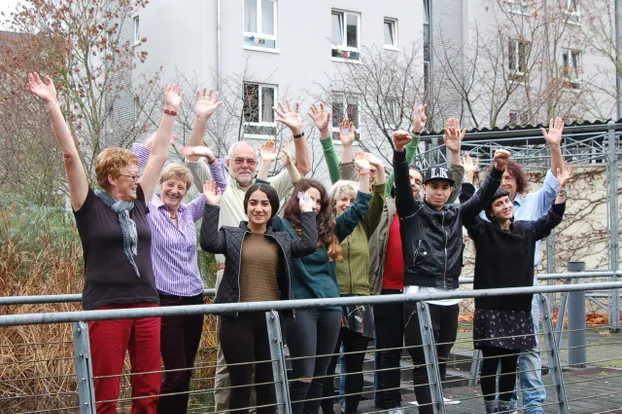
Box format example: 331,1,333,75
131,143,227,296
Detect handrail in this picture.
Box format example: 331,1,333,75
2,281,622,327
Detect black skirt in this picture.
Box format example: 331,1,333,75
473,308,536,350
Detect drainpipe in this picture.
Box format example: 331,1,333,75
216,0,223,140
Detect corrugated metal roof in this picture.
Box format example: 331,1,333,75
420,118,622,141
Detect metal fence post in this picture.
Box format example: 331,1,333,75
417,302,446,414
538,294,569,414
567,262,586,367
72,321,96,414
607,121,620,333
547,230,557,314
265,310,292,414
468,349,482,386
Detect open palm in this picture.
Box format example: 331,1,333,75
195,88,222,118
28,72,57,103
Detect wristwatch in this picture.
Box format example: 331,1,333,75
557,189,567,197
293,132,305,139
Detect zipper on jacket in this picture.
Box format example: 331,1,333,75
413,239,421,267
237,231,249,307
442,211,448,289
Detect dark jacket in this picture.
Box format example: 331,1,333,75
199,204,318,308
393,150,503,289
464,201,565,311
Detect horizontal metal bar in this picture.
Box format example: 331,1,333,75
459,270,621,284
4,271,618,307
0,288,216,306
2,281,622,327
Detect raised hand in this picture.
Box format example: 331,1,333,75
463,153,479,175
195,88,222,119
541,117,564,146
366,153,384,170
260,140,278,163
273,99,303,135
164,83,184,111
298,190,315,212
339,119,356,147
280,140,292,167
556,162,574,189
203,180,223,205
28,72,58,104
443,118,466,153
308,102,331,137
355,151,370,172
180,145,215,162
493,149,511,171
393,130,412,152
413,103,427,133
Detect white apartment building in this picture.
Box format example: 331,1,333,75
128,0,617,173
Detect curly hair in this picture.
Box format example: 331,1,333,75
488,159,528,195
95,147,138,191
283,179,342,261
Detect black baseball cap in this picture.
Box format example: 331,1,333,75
423,166,455,186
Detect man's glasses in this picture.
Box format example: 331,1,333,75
119,174,140,182
233,158,257,167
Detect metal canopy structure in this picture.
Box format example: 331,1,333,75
414,120,622,330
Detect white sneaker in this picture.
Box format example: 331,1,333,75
443,396,461,405
388,409,404,414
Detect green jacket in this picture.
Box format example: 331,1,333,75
320,138,388,295
335,182,385,295
320,134,421,195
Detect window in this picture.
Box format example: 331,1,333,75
506,0,528,14
243,0,277,50
384,18,398,49
562,49,582,89
508,39,530,75
133,16,140,45
243,83,277,137
561,0,580,24
331,10,360,60
331,93,360,140
509,110,529,126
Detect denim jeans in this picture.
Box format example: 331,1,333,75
511,296,546,412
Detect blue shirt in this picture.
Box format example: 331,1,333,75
480,169,559,267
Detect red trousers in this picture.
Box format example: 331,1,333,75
89,303,161,414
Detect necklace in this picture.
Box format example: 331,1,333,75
169,213,177,220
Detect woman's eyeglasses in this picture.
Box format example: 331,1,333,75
119,174,140,182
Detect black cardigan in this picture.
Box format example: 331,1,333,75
464,202,565,312
199,204,318,309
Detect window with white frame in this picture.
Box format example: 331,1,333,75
243,83,277,137
133,16,140,45
506,0,528,14
508,38,530,75
561,0,580,24
331,10,361,60
243,0,277,50
509,110,529,126
562,49,582,89
384,18,398,49
331,93,360,140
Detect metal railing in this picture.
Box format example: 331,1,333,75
2,270,622,413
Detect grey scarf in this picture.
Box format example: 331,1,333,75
96,190,140,277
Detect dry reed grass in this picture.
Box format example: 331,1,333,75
0,198,218,412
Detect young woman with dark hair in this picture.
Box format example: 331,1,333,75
200,180,318,414
464,165,572,413
258,146,373,414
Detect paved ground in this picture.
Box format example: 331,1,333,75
350,322,622,413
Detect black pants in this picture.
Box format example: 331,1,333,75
321,328,370,414
403,302,459,414
220,312,276,414
284,308,342,414
158,293,204,414
374,289,404,409
480,346,519,402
